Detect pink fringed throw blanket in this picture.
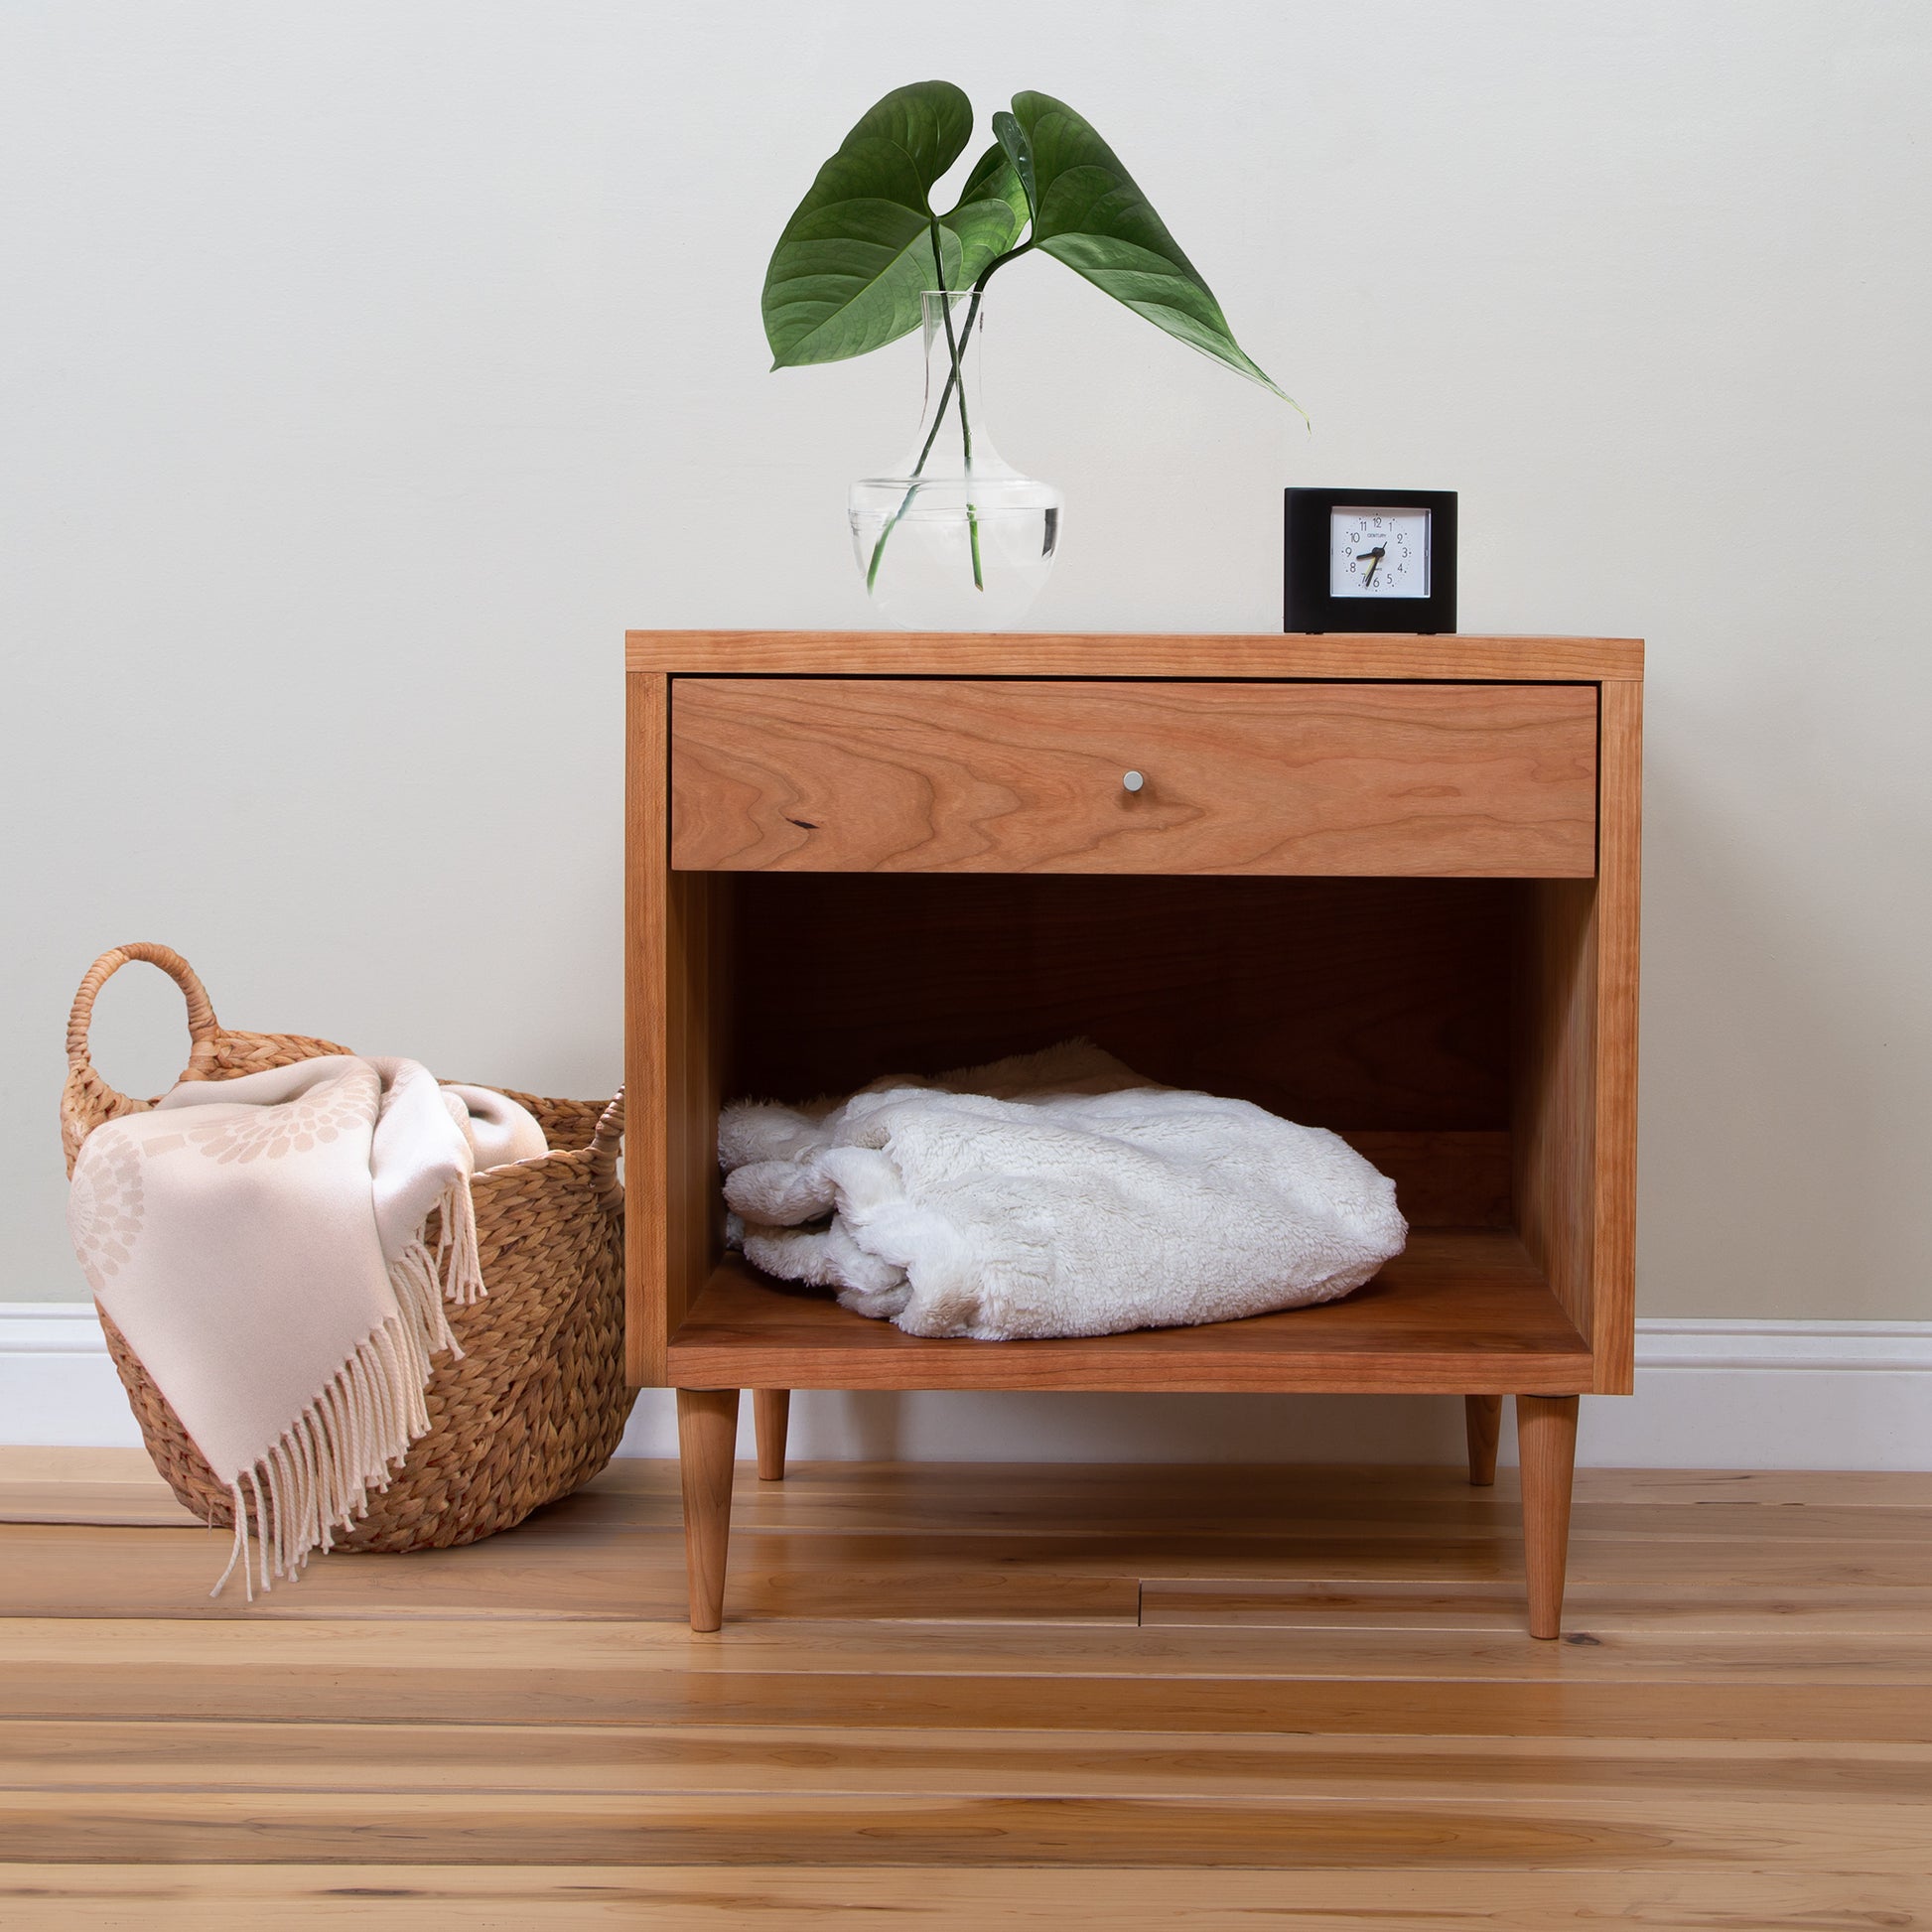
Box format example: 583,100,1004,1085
67,1055,544,1596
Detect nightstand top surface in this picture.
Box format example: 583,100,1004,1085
625,630,1643,682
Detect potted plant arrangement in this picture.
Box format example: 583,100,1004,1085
763,81,1297,628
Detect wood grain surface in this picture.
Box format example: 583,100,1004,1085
628,637,1639,1666
1465,1392,1504,1485
1519,1394,1582,1638
753,1388,790,1481
675,1389,738,1634
1,1455,1926,1928
1515,879,1598,1370
1,1865,1920,1931
671,678,1598,877
1590,677,1644,1390
628,628,1644,682
622,669,669,1385
728,872,1518,1139
1511,680,1641,1394
626,670,731,1385
664,1233,1591,1395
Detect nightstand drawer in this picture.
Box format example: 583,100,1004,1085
670,678,1596,877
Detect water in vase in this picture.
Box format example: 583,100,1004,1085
849,290,1062,632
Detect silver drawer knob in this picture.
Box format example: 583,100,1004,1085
1122,769,1145,793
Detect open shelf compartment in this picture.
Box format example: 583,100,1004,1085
640,870,1619,1397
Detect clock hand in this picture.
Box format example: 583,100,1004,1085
1357,544,1385,586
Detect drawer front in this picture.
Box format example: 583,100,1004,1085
670,678,1597,877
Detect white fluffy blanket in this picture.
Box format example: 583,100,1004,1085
68,1056,546,1596
720,1042,1406,1341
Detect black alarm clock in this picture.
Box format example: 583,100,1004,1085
1285,487,1456,633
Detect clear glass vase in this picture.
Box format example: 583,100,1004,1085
849,290,1062,631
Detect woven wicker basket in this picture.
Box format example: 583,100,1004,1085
61,942,630,1553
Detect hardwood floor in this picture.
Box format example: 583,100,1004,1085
2,1450,1929,1928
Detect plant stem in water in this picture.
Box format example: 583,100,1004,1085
863,344,965,593
864,242,1029,594
929,232,983,591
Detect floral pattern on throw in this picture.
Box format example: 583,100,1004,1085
173,1064,377,1165
68,1126,147,1291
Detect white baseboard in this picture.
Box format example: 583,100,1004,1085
5,1303,1928,1470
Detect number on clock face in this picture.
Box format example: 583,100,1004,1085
1329,508,1431,598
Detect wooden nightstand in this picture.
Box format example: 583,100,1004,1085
625,631,1642,1637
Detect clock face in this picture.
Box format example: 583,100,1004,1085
1330,508,1431,599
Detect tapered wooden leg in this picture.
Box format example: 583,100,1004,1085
1463,1394,1503,1486
1516,1394,1580,1639
676,1388,739,1632
754,1388,791,1481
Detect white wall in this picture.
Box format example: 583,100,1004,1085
3,1,1929,1347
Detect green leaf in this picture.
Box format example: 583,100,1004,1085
762,81,976,368
1008,91,1299,408
990,110,1037,222
939,143,1029,288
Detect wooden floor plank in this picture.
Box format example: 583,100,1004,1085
3,1458,1929,1904
718,1459,1932,1517
2,1863,1926,1931
4,1786,1929,1869
3,1665,1925,1741
8,1449,1930,1513
0,1524,1140,1623
1142,1576,1932,1633
7,1720,1929,1804
0,1484,203,1528
9,1610,1932,1682
11,1515,1932,1623
727,1496,1932,1547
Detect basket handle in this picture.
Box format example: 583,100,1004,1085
67,943,221,1103
588,1089,624,1212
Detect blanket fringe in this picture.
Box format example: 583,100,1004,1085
435,1175,486,1306
211,1181,486,1601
